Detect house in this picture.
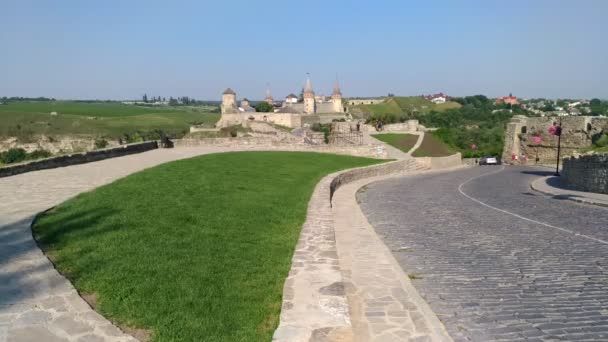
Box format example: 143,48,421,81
496,93,519,105
424,92,449,103
285,94,298,104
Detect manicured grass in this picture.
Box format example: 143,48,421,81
0,105,219,139
412,133,455,157
33,152,383,341
371,133,419,153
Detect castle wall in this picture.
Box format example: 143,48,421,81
502,116,608,163
562,154,608,194
216,113,302,128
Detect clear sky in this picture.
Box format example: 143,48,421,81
1,0,607,100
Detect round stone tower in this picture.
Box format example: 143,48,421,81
221,88,237,114
331,80,343,113
303,76,315,115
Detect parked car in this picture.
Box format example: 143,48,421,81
479,156,498,165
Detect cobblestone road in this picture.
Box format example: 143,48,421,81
358,166,608,341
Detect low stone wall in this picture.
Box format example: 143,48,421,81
329,159,417,201
462,158,478,166
0,141,158,178
415,152,462,169
562,154,608,194
174,138,390,159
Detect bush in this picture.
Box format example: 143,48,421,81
94,138,108,149
27,149,51,160
594,133,608,147
1,148,27,164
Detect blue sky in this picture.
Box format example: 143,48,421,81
1,0,607,100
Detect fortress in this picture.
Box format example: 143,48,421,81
216,76,345,128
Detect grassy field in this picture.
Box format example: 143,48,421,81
349,97,461,119
371,133,418,153
0,101,219,139
412,133,455,157
33,152,383,342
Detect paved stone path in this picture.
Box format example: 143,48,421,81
333,170,452,342
358,165,608,341
0,147,231,342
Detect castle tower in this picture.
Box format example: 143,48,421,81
221,88,237,114
264,87,274,105
331,79,343,113
303,76,316,114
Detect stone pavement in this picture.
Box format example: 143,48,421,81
0,147,235,342
358,166,608,341
531,175,608,207
332,171,453,342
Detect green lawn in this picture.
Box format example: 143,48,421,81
412,133,455,157
371,133,419,153
0,101,219,139
33,152,383,342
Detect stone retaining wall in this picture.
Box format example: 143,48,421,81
562,154,608,194
175,138,390,159
0,141,158,178
274,158,420,342
415,152,462,169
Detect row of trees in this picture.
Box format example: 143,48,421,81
0,96,55,103
141,94,200,106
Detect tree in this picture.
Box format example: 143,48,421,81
590,98,601,106
255,102,274,112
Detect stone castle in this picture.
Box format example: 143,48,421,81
217,76,345,128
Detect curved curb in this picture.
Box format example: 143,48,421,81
274,159,454,341
530,177,608,208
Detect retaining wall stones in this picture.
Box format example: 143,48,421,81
175,138,390,159
562,154,608,194
415,153,462,169
0,141,158,178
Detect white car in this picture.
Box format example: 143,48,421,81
479,156,498,165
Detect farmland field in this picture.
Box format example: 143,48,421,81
0,101,219,139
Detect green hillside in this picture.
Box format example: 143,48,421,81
349,97,461,120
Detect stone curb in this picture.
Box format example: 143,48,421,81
274,159,457,342
530,177,608,208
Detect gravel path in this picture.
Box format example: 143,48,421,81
358,166,608,341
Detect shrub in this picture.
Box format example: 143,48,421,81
595,133,608,147
1,148,27,164
94,138,108,149
27,149,52,160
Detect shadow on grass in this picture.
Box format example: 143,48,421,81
0,206,115,308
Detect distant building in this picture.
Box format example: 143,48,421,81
424,92,449,103
284,94,298,104
238,98,255,112
496,93,519,105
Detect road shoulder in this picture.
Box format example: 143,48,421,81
531,176,608,207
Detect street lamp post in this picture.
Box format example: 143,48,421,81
553,118,563,176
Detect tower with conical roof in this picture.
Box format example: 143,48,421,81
331,79,343,113
221,88,238,114
264,86,274,105
303,75,316,114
